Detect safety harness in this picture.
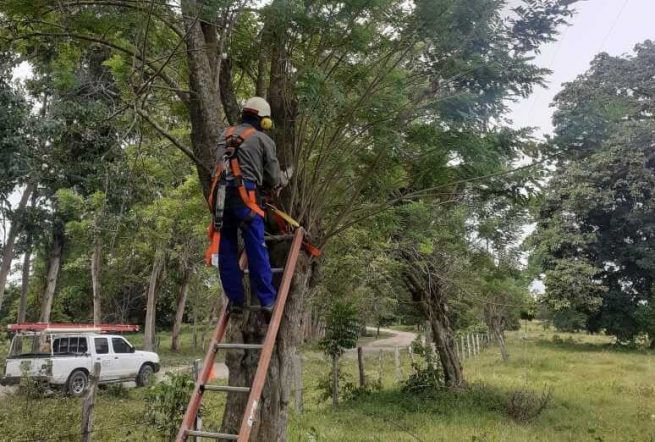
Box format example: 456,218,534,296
204,126,264,265
203,126,322,265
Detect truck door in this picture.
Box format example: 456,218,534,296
93,337,115,380
110,337,141,378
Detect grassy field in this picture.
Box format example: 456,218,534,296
1,323,654,441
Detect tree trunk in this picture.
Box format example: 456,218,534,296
171,267,191,352
180,0,223,197
494,327,509,362
0,183,34,312
91,231,102,325
143,250,165,352
220,253,312,440
40,221,65,323
403,271,464,388
17,235,32,323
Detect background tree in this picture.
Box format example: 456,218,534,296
532,42,655,344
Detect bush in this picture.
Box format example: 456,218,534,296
505,386,553,422
145,372,196,439
316,370,381,403
552,309,588,332
401,339,443,394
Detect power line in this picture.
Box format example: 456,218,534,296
597,0,629,54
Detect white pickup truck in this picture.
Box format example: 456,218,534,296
1,329,160,396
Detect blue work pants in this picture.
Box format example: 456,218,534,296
218,203,277,307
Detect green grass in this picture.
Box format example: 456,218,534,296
289,323,655,441
1,323,654,441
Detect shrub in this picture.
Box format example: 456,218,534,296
505,386,553,422
401,339,443,394
316,370,381,403
145,372,196,439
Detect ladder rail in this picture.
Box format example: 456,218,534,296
177,249,247,440
237,228,305,441
176,303,230,441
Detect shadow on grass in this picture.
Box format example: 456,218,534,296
534,338,654,355
337,382,511,422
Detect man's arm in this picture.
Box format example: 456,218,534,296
261,135,281,189
214,129,227,170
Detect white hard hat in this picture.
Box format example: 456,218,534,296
244,96,271,118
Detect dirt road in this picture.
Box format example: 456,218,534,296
360,327,417,351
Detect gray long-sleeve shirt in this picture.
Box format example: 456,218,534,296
215,123,281,189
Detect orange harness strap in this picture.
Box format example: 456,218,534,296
204,126,264,265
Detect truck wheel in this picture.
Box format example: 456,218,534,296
66,369,89,397
136,364,154,387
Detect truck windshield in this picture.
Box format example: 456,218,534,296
8,335,50,358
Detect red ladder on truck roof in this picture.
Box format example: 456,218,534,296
176,228,304,442
7,323,139,333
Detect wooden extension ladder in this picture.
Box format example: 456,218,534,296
176,228,304,441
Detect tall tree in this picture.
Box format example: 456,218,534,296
533,42,655,343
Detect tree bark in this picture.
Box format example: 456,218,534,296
403,270,465,388
180,0,224,197
494,326,509,362
143,250,165,352
220,253,312,440
40,221,65,323
171,266,191,352
17,237,32,323
485,307,509,362
0,183,35,312
91,230,102,325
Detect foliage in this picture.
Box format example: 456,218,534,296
316,369,381,404
319,301,360,358
533,42,655,343
505,386,553,422
144,372,196,440
402,339,444,394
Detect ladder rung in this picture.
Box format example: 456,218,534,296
201,384,251,393
186,430,238,440
265,234,294,241
215,343,263,350
244,267,284,274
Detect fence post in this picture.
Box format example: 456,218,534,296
467,334,472,358
377,349,383,384
460,336,466,360
476,334,480,354
394,347,402,382
294,351,303,413
332,355,339,407
357,347,366,388
81,362,101,442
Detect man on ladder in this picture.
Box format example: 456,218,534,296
212,96,282,316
